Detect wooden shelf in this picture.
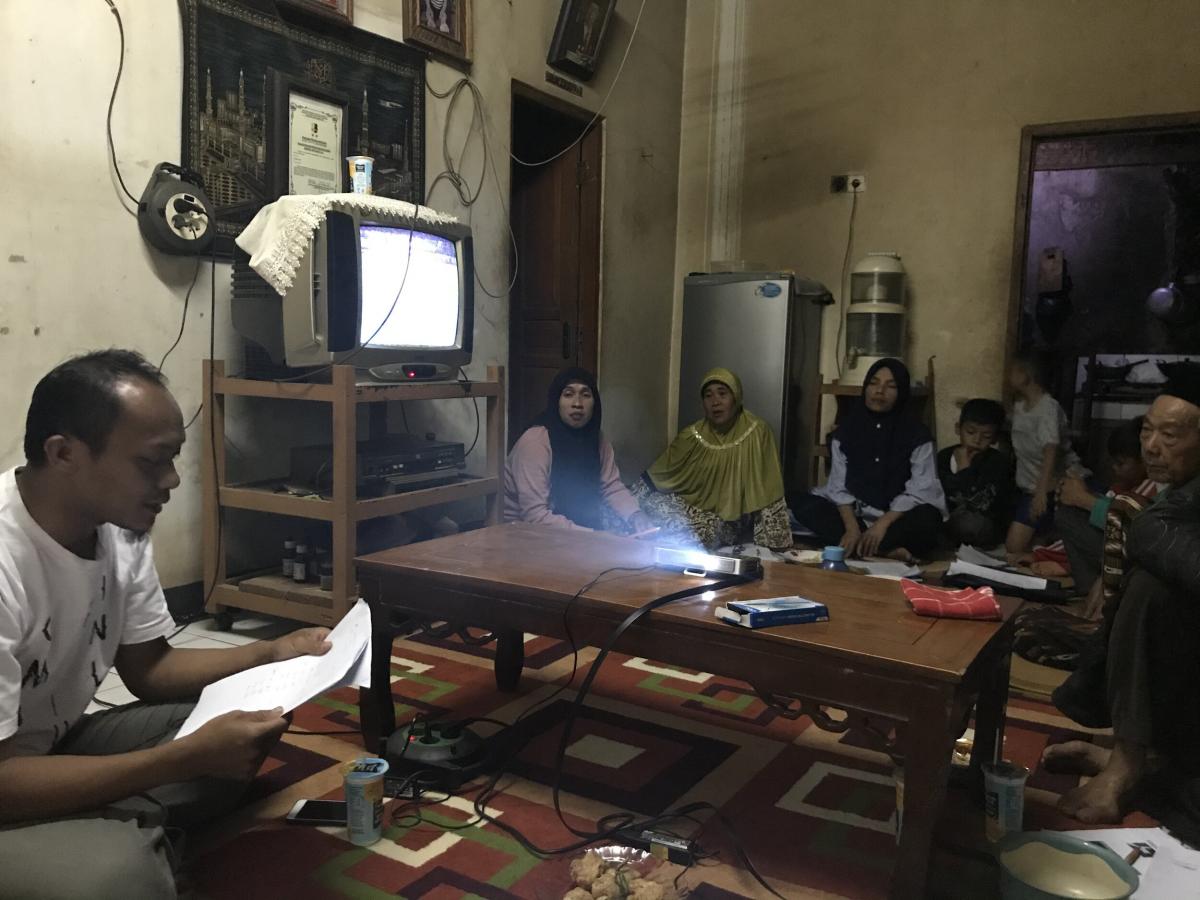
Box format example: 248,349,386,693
354,477,499,521
218,476,500,522
213,373,502,404
203,361,505,627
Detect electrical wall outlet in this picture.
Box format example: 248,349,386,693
830,173,867,194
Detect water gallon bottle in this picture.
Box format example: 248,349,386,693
821,545,850,573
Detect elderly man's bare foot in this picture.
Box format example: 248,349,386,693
1057,770,1132,824
1056,739,1143,824
1042,740,1110,776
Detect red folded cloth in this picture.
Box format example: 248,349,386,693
900,579,1001,620
1033,541,1070,567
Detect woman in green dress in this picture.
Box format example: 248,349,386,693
631,367,791,550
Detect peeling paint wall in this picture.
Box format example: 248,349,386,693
677,0,1200,448
0,0,684,587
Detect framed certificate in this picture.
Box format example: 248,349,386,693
268,71,350,199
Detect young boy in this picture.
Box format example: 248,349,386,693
1006,354,1082,559
1052,416,1162,594
937,398,1014,547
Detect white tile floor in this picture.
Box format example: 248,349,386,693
84,613,298,714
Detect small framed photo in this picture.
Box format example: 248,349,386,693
547,0,617,82
402,0,472,71
277,0,353,26
267,70,350,199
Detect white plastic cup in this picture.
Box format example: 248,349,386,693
983,761,1029,842
343,756,388,845
347,156,374,194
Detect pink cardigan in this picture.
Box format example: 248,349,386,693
503,426,641,530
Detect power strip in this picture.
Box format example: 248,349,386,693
616,829,697,866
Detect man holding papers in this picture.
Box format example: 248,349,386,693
0,351,332,899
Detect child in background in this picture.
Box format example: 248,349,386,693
937,399,1014,547
1006,354,1082,560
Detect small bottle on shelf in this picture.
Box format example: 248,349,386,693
282,538,296,579
319,561,334,591
293,543,309,583
309,546,326,581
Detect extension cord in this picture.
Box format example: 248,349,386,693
615,829,697,866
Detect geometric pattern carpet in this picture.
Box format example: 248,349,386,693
187,632,1154,899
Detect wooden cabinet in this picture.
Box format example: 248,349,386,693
201,361,504,626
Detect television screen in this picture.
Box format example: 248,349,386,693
359,224,461,349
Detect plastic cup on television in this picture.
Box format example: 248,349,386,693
347,156,374,194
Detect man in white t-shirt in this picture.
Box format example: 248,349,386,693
0,350,333,899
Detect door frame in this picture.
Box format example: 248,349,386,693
507,80,605,441
1003,110,1200,383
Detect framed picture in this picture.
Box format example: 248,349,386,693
402,0,472,70
268,71,350,197
278,0,353,27
547,0,617,82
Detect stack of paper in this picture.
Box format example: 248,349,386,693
1064,827,1200,897
175,599,372,740
956,545,1008,568
945,560,1047,591
849,559,923,580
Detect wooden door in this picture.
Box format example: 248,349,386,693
508,91,602,445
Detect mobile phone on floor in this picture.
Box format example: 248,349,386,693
286,799,347,826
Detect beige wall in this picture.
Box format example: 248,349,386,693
0,0,684,587
683,0,1200,446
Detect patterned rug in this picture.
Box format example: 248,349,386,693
187,632,1154,899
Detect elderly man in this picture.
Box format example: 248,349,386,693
1044,366,1200,825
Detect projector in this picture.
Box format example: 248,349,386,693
653,546,762,578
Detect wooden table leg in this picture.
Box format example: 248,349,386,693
494,629,524,691
358,617,399,755
892,688,958,900
969,646,1013,795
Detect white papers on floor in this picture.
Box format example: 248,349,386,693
1062,827,1200,898
848,559,923,580
956,544,1008,568
174,599,372,740
945,559,1047,590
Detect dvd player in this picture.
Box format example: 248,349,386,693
290,435,466,493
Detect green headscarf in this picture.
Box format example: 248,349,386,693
644,367,786,521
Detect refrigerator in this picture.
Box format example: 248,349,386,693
678,272,824,493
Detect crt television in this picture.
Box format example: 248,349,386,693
232,208,474,375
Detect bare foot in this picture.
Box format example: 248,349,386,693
1055,740,1143,824
885,548,915,563
1042,740,1110,776
1057,770,1131,824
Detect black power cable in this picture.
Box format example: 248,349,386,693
458,568,787,898
157,252,202,373
101,0,138,213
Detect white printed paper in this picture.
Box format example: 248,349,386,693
174,599,372,740
946,560,1047,591
956,544,1009,568
1063,827,1200,898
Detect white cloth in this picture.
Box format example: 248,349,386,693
814,439,948,521
236,193,459,296
0,469,175,755
1011,393,1082,493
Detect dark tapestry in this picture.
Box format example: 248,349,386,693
181,0,425,254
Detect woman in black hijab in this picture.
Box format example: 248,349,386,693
790,358,946,560
503,367,652,533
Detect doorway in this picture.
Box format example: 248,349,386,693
507,84,602,445
1005,113,1200,468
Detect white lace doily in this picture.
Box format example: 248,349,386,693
236,194,459,296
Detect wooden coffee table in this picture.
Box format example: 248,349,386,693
356,524,1021,899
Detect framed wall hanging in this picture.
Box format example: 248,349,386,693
402,0,472,71
181,0,425,255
